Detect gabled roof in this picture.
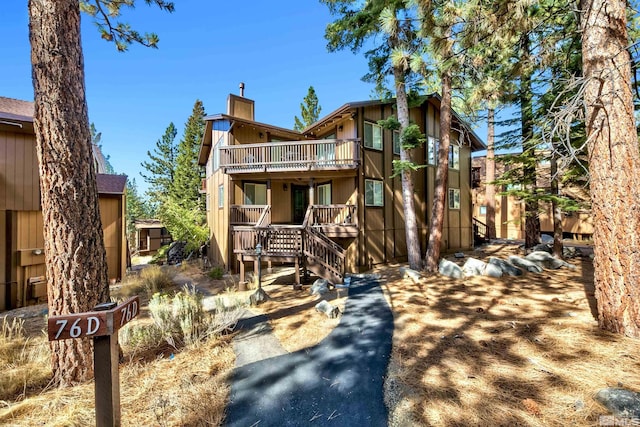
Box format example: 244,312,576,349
97,174,127,195
303,95,486,151
0,97,34,123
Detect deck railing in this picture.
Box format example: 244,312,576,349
230,205,270,225
309,204,356,226
220,139,360,173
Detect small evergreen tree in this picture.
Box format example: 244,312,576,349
141,122,177,199
293,86,322,131
171,100,205,210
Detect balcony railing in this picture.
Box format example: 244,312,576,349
219,139,360,174
230,205,271,225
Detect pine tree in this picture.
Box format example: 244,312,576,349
323,0,425,270
171,100,205,209
28,0,173,385
141,122,177,199
294,86,322,131
581,0,640,337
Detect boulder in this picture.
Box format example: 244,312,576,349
594,388,640,418
508,255,544,273
439,259,463,279
525,251,576,270
531,243,552,253
488,257,523,276
462,257,487,277
563,246,583,259
310,279,330,296
315,300,340,319
483,263,503,278
540,234,554,244
400,267,423,283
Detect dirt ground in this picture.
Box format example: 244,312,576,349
2,243,639,426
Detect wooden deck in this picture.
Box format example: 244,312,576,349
220,139,360,174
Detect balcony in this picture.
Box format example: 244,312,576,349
219,139,360,174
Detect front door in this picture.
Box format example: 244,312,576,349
292,185,309,224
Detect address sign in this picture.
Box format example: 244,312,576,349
48,296,139,341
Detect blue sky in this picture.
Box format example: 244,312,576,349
1,1,382,192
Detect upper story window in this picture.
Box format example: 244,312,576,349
212,135,223,172
448,188,461,210
449,145,460,170
365,179,384,206
364,122,383,150
427,136,439,165
393,130,400,155
218,184,224,208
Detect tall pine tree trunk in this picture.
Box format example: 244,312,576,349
394,65,422,270
425,71,452,272
581,0,640,337
485,108,496,240
29,0,109,384
520,35,540,249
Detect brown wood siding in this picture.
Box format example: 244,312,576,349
0,211,6,310
99,195,124,281
0,131,40,211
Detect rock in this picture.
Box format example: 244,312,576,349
540,234,554,244
525,251,576,270
400,267,423,283
488,257,523,276
462,257,487,277
315,300,340,319
563,246,583,259
531,243,552,253
483,263,503,278
439,259,463,279
248,288,269,306
310,279,330,296
574,399,585,411
594,388,640,418
508,255,544,273
454,252,465,258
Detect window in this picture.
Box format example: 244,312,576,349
393,130,400,155
317,183,331,205
449,145,459,170
448,188,461,210
218,184,224,208
479,205,486,215
427,136,439,165
365,179,384,206
244,183,267,205
364,122,383,150
213,135,223,172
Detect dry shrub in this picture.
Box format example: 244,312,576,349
0,318,51,401
114,265,175,299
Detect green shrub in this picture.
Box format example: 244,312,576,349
208,266,224,280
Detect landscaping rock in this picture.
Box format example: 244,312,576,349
594,388,640,418
462,257,487,277
488,257,523,276
508,255,544,273
525,251,576,270
563,246,583,259
483,263,503,278
454,252,465,258
310,279,330,296
531,243,552,253
248,288,269,306
315,300,340,319
400,267,423,283
439,259,463,279
540,234,554,244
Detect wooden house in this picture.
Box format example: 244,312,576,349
198,90,485,284
0,97,127,311
471,155,593,241
134,219,172,255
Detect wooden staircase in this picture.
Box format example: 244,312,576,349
232,205,350,284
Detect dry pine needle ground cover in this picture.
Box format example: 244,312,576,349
1,245,639,426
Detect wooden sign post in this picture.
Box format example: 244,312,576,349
48,296,139,427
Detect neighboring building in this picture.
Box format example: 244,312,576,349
198,89,485,284
0,97,127,311
134,219,172,255
471,155,593,241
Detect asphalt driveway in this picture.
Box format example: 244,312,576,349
224,275,394,426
